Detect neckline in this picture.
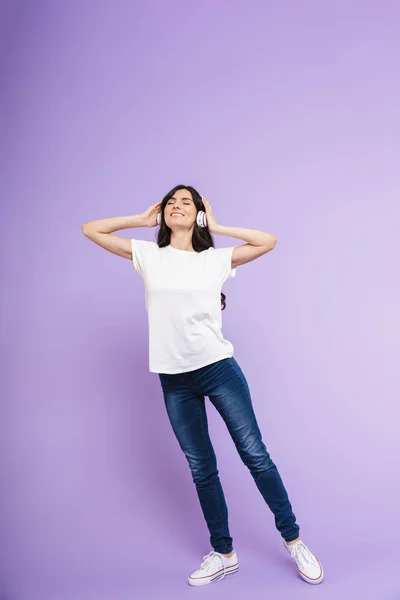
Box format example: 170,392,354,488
167,245,197,254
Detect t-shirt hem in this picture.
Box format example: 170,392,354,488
149,352,234,375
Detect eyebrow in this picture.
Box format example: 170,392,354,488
169,196,193,202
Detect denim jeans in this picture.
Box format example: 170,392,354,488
158,356,300,554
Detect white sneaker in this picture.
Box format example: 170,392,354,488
283,538,324,584
187,550,239,586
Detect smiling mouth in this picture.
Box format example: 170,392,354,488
171,213,184,217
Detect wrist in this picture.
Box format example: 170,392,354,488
211,224,225,235
134,214,148,227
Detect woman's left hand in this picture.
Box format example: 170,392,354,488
201,197,220,234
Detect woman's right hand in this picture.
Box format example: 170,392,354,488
140,200,162,228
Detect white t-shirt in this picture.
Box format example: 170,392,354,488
130,239,237,374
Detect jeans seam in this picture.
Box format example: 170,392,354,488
196,397,226,549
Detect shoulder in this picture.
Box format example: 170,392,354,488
131,239,161,257
204,246,237,279
130,239,160,274
130,239,159,250
207,246,235,261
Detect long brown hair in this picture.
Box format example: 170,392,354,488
156,184,227,310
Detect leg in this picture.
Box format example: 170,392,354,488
204,357,300,543
159,372,234,554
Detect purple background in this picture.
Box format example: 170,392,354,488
1,1,399,599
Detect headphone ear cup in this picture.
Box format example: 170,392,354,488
197,210,207,228
157,212,161,226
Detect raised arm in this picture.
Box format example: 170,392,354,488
201,197,277,268
81,215,145,259
81,201,161,259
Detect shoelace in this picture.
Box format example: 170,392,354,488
200,551,227,581
289,542,319,568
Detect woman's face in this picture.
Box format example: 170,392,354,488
164,189,197,229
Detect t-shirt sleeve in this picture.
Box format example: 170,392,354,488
130,239,157,278
214,246,237,283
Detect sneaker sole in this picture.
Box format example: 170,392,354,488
299,567,324,585
188,563,239,586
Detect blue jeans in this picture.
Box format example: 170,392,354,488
158,356,300,554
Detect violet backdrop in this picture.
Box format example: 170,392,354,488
1,1,399,599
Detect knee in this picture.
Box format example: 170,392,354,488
252,454,276,473
187,455,219,485
238,437,276,473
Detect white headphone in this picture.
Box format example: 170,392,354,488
157,205,207,228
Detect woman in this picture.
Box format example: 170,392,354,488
82,184,324,587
